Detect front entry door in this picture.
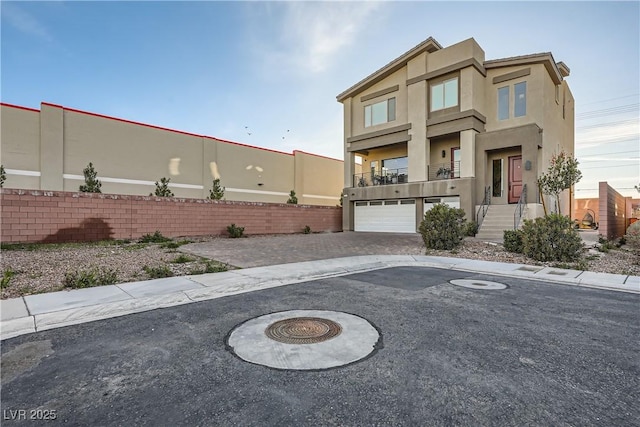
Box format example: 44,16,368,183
508,155,523,203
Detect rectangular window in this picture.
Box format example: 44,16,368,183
514,82,526,117
451,148,460,178
430,77,458,111
492,159,502,197
364,97,396,127
498,86,509,120
382,156,408,171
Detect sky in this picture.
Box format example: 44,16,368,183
1,1,639,198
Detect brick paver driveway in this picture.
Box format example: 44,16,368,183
182,232,425,268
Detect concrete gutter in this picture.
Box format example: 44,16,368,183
2,255,638,340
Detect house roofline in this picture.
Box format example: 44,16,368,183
484,52,567,84
336,36,442,102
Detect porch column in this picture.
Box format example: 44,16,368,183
460,129,477,178
407,80,428,182
342,98,353,231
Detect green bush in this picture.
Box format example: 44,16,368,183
521,214,583,262
79,162,102,193
1,269,15,289
464,221,479,237
171,254,195,264
303,225,311,234
143,265,173,279
503,229,524,253
64,267,118,289
625,221,640,251
189,261,228,275
287,190,298,204
227,224,245,238
0,164,6,188
139,231,171,243
419,203,466,250
153,177,174,197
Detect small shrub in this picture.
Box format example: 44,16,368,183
303,225,311,234
172,254,195,264
503,229,524,253
189,261,228,275
64,267,118,289
227,224,245,238
1,269,15,289
419,203,466,250
0,164,5,188
287,190,298,204
521,214,583,262
153,177,174,197
464,221,479,237
208,178,225,200
143,265,174,279
625,221,640,251
160,239,193,249
79,162,102,193
139,231,171,243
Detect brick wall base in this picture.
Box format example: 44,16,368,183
1,189,342,243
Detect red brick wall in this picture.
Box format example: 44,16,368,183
598,182,627,240
1,189,342,243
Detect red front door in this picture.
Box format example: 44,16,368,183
508,155,523,203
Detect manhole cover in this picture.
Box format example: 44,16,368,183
449,279,508,290
265,317,342,344
226,310,380,370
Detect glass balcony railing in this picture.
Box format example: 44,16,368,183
353,167,408,187
428,161,460,181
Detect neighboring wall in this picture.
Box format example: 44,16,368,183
1,103,343,206
573,197,600,226
598,182,628,240
0,189,342,243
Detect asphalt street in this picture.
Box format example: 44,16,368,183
2,267,638,426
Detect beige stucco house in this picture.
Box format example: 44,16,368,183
337,37,574,237
0,102,343,206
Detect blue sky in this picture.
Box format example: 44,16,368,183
2,1,638,198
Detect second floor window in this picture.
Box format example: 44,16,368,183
431,77,458,111
364,97,396,127
514,82,527,117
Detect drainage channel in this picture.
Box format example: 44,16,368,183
226,310,381,371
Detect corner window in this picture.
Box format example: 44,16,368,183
514,82,526,117
430,78,458,111
364,97,396,127
497,86,509,120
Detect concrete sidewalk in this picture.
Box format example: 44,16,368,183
2,255,639,340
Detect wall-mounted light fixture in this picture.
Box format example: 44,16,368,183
441,150,446,158
525,160,532,171
257,183,264,186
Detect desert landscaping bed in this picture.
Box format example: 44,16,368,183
1,234,638,300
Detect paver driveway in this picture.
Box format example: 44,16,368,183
182,231,425,268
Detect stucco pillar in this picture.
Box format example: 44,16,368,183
342,98,353,231
40,103,64,191
460,129,477,178
407,80,428,182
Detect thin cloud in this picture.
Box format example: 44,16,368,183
253,2,383,74
576,118,639,148
1,3,52,42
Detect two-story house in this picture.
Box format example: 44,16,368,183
337,37,574,237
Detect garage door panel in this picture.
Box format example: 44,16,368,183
355,200,416,233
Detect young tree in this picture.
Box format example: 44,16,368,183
537,151,582,215
287,190,298,204
154,177,174,197
208,178,225,200
0,164,6,188
79,162,102,193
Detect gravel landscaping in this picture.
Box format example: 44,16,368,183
1,232,638,300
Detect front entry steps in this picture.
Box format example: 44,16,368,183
476,204,520,240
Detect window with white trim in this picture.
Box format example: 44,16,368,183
364,97,396,127
430,77,458,111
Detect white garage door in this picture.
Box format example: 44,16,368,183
354,200,416,233
423,197,460,216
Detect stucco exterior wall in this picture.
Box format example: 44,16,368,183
598,182,631,240
1,103,342,206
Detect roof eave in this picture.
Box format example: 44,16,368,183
484,52,564,84
336,37,442,102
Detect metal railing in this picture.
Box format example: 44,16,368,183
476,186,491,227
428,161,460,181
514,184,527,230
352,168,408,187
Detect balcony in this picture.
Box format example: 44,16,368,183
353,167,408,187
428,161,460,181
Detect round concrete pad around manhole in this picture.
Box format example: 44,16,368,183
226,310,380,370
449,279,508,290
